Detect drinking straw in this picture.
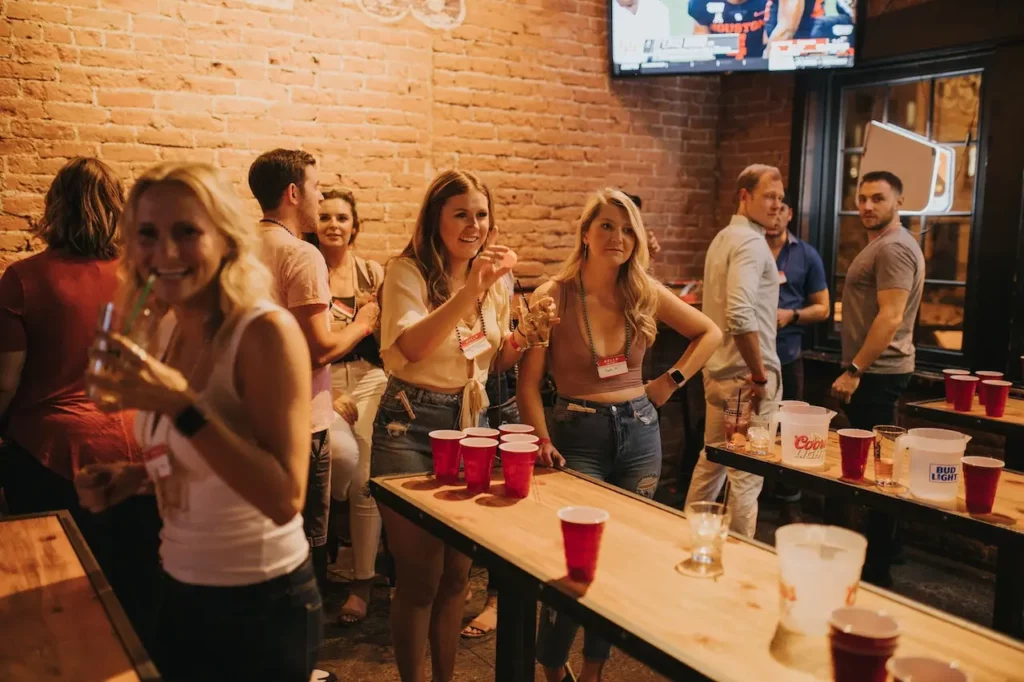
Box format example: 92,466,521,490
121,272,156,335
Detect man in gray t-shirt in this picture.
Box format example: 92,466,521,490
830,170,924,587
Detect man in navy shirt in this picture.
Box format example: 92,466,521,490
768,200,829,400
768,200,829,523
689,0,769,60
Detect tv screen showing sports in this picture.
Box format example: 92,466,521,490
611,0,857,76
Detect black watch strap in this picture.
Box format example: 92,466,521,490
792,309,801,324
174,404,208,438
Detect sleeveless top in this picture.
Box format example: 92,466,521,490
547,278,646,398
134,300,309,587
329,254,383,367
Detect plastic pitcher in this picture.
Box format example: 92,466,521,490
899,428,971,504
770,400,808,443
780,405,836,469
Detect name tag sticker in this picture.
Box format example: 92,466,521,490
597,354,629,379
778,270,788,284
459,330,490,360
143,444,173,481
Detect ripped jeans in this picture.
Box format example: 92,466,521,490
536,394,662,668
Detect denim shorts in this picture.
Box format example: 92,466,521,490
370,377,485,478
550,394,662,497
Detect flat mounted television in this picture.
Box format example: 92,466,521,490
610,0,858,77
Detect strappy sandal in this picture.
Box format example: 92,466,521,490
460,604,497,639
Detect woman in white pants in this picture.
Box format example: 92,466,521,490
313,188,388,625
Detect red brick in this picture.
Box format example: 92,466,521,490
138,128,194,148
97,91,156,109
70,7,130,30
0,215,32,232
100,143,161,162
79,124,136,143
37,141,101,158
6,1,69,23
2,194,45,217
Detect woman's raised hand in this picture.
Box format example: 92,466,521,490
86,332,193,416
467,246,515,296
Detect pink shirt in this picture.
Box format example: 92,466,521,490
259,225,333,433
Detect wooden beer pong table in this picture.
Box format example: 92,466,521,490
0,511,159,682
705,432,1024,638
370,469,1024,681
905,397,1024,469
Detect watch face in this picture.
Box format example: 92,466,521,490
670,369,685,385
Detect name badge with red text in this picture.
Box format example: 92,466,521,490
459,330,490,360
143,444,173,481
597,355,629,379
778,270,788,284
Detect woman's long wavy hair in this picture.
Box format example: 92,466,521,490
554,188,658,345
117,162,273,338
37,157,124,260
398,170,497,310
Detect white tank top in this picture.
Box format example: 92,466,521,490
134,301,309,586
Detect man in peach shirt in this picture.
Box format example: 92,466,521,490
249,149,379,595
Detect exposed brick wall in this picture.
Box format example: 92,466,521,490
0,0,721,282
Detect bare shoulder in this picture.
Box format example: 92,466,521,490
237,308,308,366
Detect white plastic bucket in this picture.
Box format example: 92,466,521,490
901,428,971,504
780,405,835,469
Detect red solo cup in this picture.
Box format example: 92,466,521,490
498,443,537,498
463,426,500,438
975,371,1004,406
558,506,609,583
949,375,978,412
428,430,465,485
838,429,874,480
982,380,1011,418
829,607,900,682
962,456,1004,515
500,433,539,445
460,437,498,494
498,423,535,436
887,657,969,682
942,369,970,404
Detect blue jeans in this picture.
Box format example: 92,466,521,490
155,556,322,682
370,377,484,477
304,429,331,590
535,394,662,668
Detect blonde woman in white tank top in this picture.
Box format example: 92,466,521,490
77,163,322,682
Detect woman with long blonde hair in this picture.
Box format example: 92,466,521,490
77,162,322,681
518,188,722,682
372,170,555,682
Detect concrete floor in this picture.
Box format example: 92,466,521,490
317,494,997,681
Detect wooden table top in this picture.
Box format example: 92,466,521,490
0,513,156,682
906,397,1024,432
706,431,1024,547
373,470,1024,682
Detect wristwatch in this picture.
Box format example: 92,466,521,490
174,404,208,438
668,368,687,387
844,363,862,377
792,309,801,324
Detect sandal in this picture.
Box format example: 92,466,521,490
460,604,497,639
336,591,369,626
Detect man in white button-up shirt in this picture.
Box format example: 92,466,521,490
685,164,784,536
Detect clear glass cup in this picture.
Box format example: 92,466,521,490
873,425,907,488
519,308,553,348
87,300,160,412
724,399,751,448
677,501,730,578
747,414,771,456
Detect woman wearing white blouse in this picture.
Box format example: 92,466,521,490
372,170,555,682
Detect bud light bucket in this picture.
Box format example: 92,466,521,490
901,428,971,504
780,406,836,469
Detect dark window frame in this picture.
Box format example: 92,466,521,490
793,51,993,371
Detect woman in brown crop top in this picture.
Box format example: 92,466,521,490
518,188,721,682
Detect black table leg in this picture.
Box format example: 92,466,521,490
1005,433,1024,472
494,576,538,682
994,541,1024,637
